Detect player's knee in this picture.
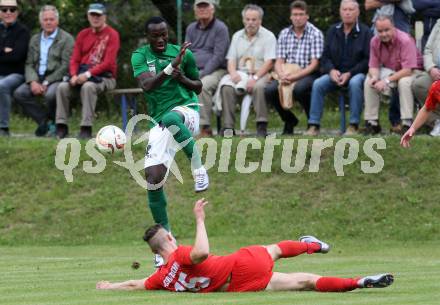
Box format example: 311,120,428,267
146,166,166,186
161,111,182,129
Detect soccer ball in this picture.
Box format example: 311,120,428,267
96,125,126,154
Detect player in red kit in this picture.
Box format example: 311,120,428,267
401,80,440,147
97,198,394,293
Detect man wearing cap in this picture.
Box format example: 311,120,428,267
13,5,74,137
185,0,229,137
0,0,29,137
55,3,120,139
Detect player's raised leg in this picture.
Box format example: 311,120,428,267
265,235,330,261
161,108,208,192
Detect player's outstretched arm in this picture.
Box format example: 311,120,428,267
190,198,210,264
401,105,431,148
96,278,147,290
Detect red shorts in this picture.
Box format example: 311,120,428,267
227,246,274,292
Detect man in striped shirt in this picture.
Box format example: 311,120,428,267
265,0,323,135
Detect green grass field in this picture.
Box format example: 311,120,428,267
1,112,440,304
1,241,439,305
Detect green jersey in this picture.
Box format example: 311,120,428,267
131,44,200,123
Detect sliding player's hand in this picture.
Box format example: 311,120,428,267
400,127,415,148
193,198,208,222
172,41,191,68
96,281,112,289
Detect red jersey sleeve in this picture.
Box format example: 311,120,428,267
174,245,194,266
144,271,162,290
425,80,440,111
89,27,120,77
69,30,86,76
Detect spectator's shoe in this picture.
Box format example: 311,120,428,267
154,254,165,268
56,124,68,139
362,122,381,135
357,274,394,288
47,123,56,137
299,235,330,253
282,116,299,135
35,122,49,137
343,124,359,136
193,166,209,193
304,125,320,136
199,126,213,137
256,122,268,137
430,120,440,137
78,126,92,139
0,128,10,137
389,123,403,135
221,128,235,137
401,124,411,135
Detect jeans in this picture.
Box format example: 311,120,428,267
388,91,401,126
0,73,24,128
308,73,365,126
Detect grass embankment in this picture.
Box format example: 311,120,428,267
0,134,438,245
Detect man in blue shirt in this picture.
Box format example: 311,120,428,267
14,5,73,136
306,0,372,136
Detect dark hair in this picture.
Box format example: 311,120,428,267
144,16,167,33
143,224,164,243
290,0,308,13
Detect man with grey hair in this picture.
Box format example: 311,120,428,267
0,0,29,136
14,5,74,136
219,4,276,137
305,0,371,136
363,14,423,135
185,0,229,137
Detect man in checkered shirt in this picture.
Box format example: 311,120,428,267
265,0,323,135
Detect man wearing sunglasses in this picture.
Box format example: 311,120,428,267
0,0,29,137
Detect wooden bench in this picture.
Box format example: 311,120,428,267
108,88,143,130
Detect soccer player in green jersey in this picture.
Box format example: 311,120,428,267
131,16,209,266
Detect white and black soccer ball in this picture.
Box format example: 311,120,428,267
96,125,126,154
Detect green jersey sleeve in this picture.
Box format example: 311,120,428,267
131,48,149,78
182,49,199,80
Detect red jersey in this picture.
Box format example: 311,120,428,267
144,246,236,292
425,80,440,111
70,25,120,78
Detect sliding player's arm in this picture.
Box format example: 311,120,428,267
96,278,147,291
190,198,210,264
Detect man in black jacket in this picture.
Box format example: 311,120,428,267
306,0,372,136
0,0,29,136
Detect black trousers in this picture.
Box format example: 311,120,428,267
265,73,319,124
